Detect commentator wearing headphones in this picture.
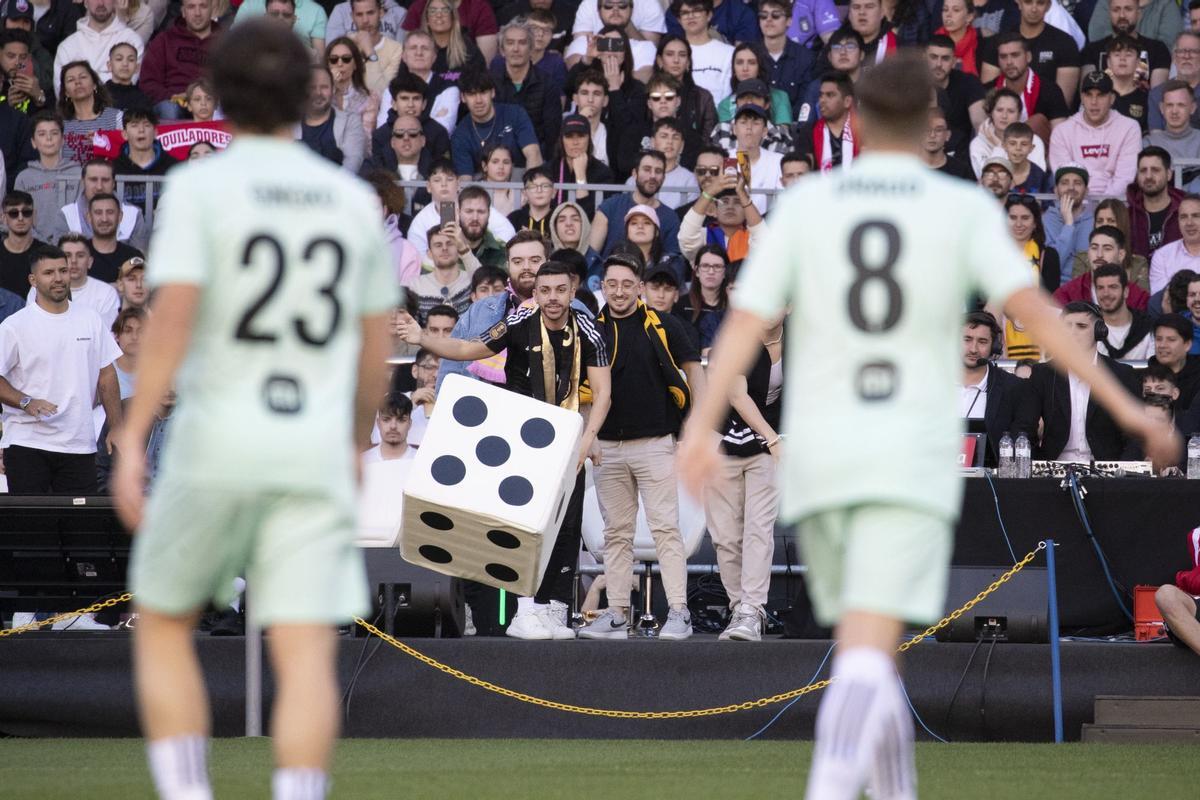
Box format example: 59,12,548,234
960,311,1025,467
1014,302,1143,461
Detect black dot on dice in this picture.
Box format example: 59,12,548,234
419,545,454,564
453,395,488,427
476,436,511,467
487,530,521,550
485,563,519,583
520,418,555,449
431,455,466,486
420,511,454,531
498,476,534,506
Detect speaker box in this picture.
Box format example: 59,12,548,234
936,566,1048,643
361,548,465,637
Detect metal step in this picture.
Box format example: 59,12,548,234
1093,695,1200,726
1081,723,1200,744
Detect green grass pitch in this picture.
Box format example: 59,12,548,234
2,739,1197,799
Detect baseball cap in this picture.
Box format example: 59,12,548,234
5,0,32,22
981,156,1014,176
733,102,769,121
644,263,680,287
624,203,660,228
1080,71,1114,94
1054,162,1090,185
734,79,770,99
118,256,145,280
561,113,589,137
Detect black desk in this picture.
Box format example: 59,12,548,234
954,478,1200,630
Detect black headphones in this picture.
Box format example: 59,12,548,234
965,311,1004,359
1063,301,1109,343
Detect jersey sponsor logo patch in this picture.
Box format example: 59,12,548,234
263,374,304,414
1080,144,1110,159
856,360,897,402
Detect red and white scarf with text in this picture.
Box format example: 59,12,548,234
995,69,1040,122
813,114,857,173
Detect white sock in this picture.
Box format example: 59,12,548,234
146,735,211,800
867,685,917,800
516,596,536,614
804,647,910,800
272,768,329,800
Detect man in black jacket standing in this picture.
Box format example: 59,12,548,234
1016,302,1143,461
959,311,1024,467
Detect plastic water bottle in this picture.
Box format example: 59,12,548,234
998,433,1015,478
1188,435,1200,479
1015,433,1032,479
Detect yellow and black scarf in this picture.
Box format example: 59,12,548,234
592,301,690,416
527,309,582,411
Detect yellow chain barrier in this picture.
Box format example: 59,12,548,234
0,543,1046,720
0,591,133,637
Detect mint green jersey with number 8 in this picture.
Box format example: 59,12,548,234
145,137,397,500
733,153,1035,526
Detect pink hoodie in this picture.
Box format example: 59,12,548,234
1048,110,1141,196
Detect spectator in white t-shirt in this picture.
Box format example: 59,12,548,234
565,0,659,80
571,0,666,45
27,232,120,330
406,160,516,256
730,103,782,215
406,344,441,447
0,245,122,494
674,0,733,104
628,117,698,208
361,392,416,463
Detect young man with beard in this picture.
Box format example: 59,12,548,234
983,33,1070,145
1149,194,1200,294
796,72,859,173
32,231,119,328
0,190,47,296
1128,146,1183,261
398,260,612,640
455,186,507,269
1080,0,1170,89
926,34,985,158
578,250,704,641
1054,226,1151,310
85,192,143,283
980,0,1080,106
361,392,414,463
48,158,149,253
0,245,122,494
406,160,516,256
591,149,681,257
1093,263,1156,359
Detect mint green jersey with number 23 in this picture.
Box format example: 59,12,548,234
733,153,1034,523
145,137,397,498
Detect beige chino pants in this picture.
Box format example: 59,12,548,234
593,435,689,608
704,452,779,610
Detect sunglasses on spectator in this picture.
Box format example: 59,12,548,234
392,129,422,139
694,167,720,177
5,208,33,218
649,92,677,101
328,54,354,64
758,11,786,20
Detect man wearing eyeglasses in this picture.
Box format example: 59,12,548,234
0,190,47,296
571,0,665,46
1146,31,1200,131
797,27,863,125
666,0,758,44
673,0,733,103
759,0,818,112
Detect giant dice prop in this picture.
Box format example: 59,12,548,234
400,374,582,595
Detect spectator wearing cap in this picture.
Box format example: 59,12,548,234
138,0,220,121
116,255,146,310
591,148,681,259
113,106,180,211
547,112,613,218
450,69,541,180
794,72,857,173
679,162,765,265
1049,71,1140,197
490,19,560,147
52,0,143,94
577,249,702,642
28,230,118,328
718,43,792,126
921,106,974,181
630,117,696,208
712,79,794,157
758,0,817,113
1043,162,1096,277
1144,79,1200,191
8,0,82,57
978,155,1014,199
1054,225,1151,311
506,165,555,238
1149,195,1200,295
621,203,688,286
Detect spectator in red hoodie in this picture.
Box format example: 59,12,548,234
138,0,220,120
1127,145,1184,262
1155,526,1200,655
1054,225,1151,310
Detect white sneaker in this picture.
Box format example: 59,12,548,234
720,604,763,642
505,606,552,640
52,613,112,631
10,612,38,630
544,600,576,640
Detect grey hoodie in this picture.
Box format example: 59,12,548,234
14,159,81,243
